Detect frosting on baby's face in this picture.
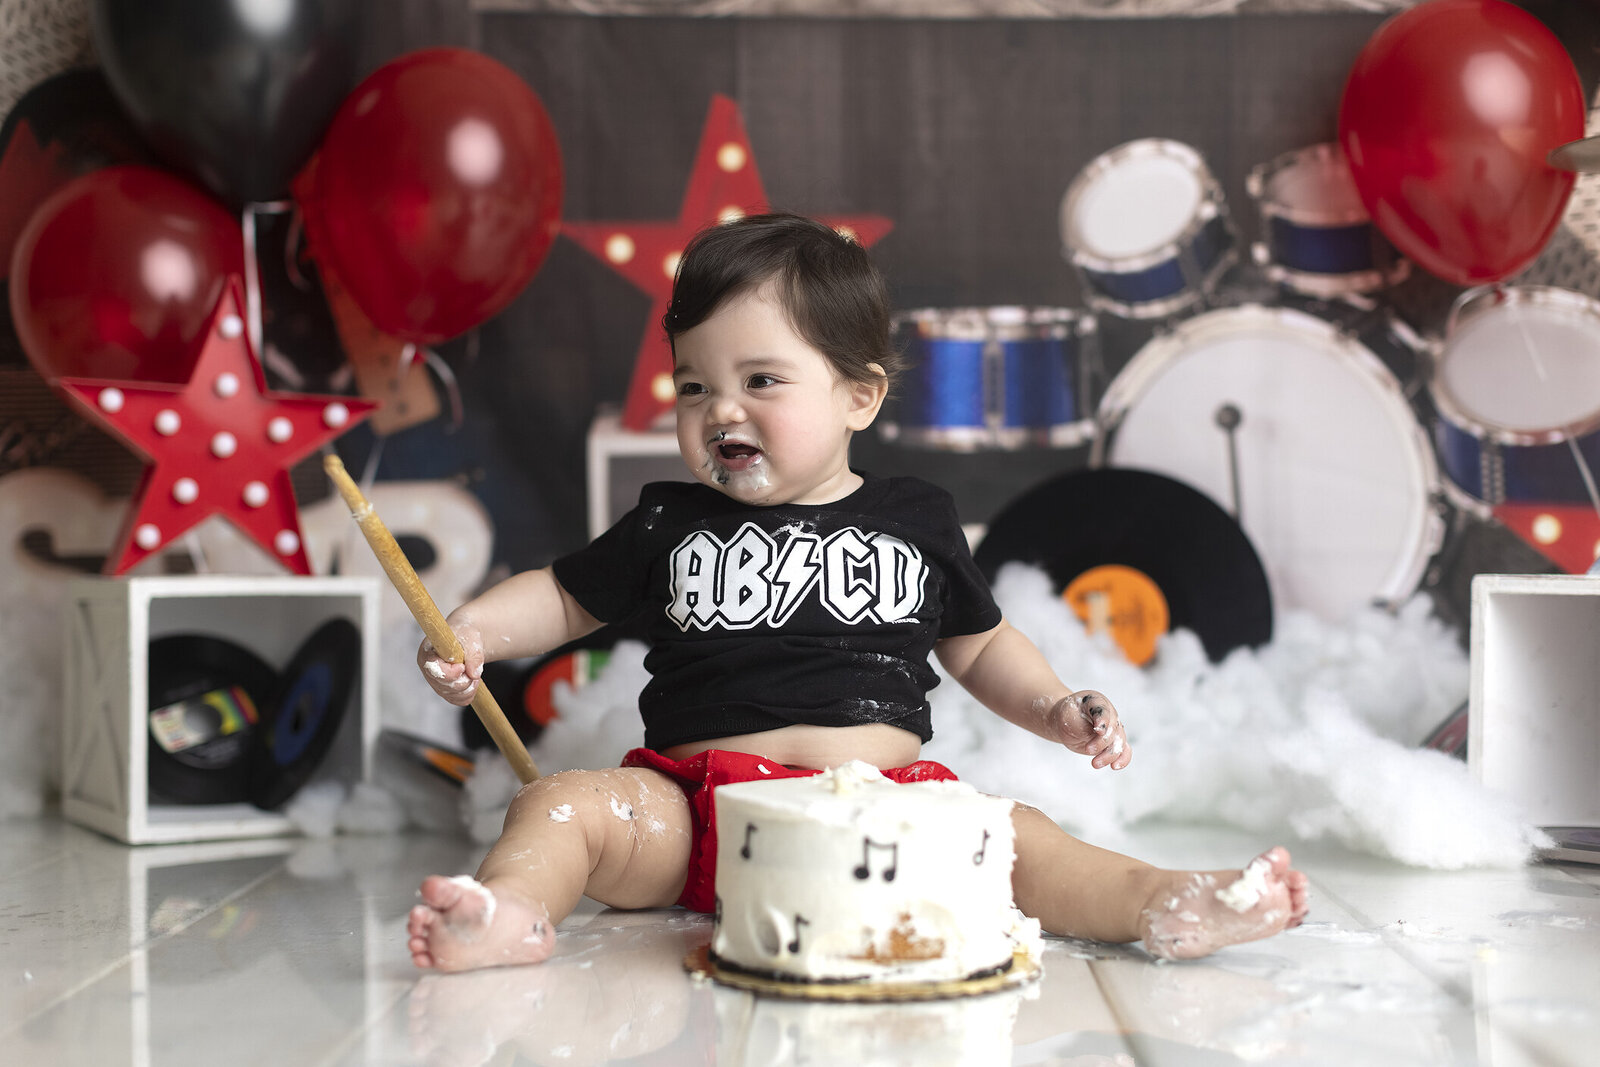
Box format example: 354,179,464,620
671,285,879,507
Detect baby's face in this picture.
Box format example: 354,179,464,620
671,285,876,507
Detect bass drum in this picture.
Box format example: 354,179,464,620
1093,304,1443,622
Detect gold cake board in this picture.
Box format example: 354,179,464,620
684,943,1041,1002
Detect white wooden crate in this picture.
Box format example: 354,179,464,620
586,409,688,539
62,575,380,844
1469,573,1600,829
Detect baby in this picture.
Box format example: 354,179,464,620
408,213,1309,972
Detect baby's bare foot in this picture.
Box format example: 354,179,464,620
407,874,556,972
1140,847,1310,961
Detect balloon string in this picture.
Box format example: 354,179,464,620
360,433,386,494
422,348,466,431
1505,292,1551,384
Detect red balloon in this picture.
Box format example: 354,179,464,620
1338,0,1585,287
9,165,245,383
302,48,563,344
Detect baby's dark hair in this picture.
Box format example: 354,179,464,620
662,212,900,391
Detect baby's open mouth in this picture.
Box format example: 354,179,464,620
714,440,762,470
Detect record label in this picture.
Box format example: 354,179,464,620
147,634,278,804
149,685,259,760
1063,564,1170,666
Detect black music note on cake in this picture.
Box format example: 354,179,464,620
787,914,810,954
739,822,757,859
853,837,898,882
974,829,991,865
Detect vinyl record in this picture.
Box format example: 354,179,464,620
973,468,1273,663
249,617,359,810
1420,700,1469,761
146,634,278,805
460,629,622,751
379,728,474,787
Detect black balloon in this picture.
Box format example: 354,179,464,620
89,0,362,206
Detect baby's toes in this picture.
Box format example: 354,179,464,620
1286,870,1312,925
419,874,469,911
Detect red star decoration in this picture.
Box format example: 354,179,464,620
55,276,377,575
1493,503,1600,574
563,94,894,431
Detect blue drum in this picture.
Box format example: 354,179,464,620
1059,139,1236,320
1246,143,1409,298
1429,286,1600,507
884,307,1098,450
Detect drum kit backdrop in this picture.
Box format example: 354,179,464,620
882,137,1600,650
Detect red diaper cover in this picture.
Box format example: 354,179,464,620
620,747,959,914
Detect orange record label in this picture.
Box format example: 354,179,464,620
1062,565,1169,666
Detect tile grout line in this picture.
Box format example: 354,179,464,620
1309,875,1585,1067
0,860,288,1039
1086,956,1167,1064
311,980,418,1067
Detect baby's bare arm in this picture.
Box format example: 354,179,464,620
936,619,1131,770
417,567,603,705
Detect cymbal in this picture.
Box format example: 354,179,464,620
1548,135,1600,173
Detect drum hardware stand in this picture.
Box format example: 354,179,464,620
1322,290,1433,403
981,336,1006,446
1481,445,1507,510
1213,403,1244,522
1175,222,1236,319
1564,432,1600,520
1077,317,1107,438
1421,489,1471,595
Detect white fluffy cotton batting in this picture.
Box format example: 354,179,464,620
522,562,1548,869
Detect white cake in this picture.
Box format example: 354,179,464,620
710,760,1041,985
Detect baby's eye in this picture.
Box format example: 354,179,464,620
676,381,706,397
747,373,779,389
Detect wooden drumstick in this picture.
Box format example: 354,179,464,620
323,454,539,784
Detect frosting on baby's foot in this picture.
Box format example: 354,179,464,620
1140,847,1310,961
407,874,556,972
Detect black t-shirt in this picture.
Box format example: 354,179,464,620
551,473,1002,751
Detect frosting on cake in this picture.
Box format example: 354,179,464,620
711,760,1040,984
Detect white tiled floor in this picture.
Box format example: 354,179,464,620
4,814,1597,1066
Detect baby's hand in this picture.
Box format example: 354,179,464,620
1049,690,1131,770
416,618,485,706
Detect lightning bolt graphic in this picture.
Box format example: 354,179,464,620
770,533,823,626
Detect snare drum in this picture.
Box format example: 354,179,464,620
1060,139,1236,320
1093,304,1443,621
1246,143,1408,298
1429,286,1600,507
884,306,1098,450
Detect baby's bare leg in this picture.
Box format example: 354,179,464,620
407,767,693,972
1010,803,1310,960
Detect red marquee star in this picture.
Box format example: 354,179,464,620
1493,502,1600,575
563,94,894,431
55,276,377,575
